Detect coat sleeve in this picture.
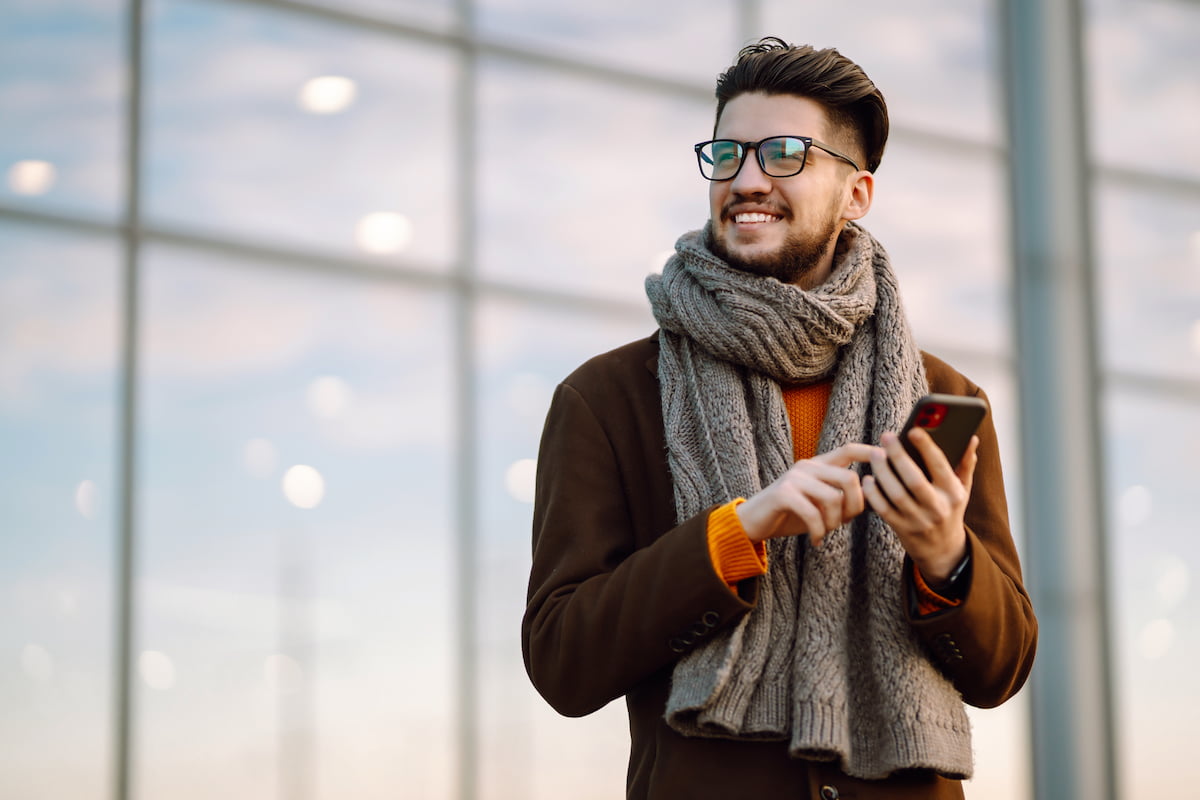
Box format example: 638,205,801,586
521,380,755,718
904,381,1039,708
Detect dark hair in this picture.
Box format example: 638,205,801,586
714,37,889,173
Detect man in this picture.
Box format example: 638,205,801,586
522,38,1037,800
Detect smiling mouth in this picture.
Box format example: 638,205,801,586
732,211,782,225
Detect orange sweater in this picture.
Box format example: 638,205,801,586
705,380,958,615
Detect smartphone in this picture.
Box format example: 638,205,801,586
897,394,988,478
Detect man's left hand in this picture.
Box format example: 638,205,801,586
861,427,979,585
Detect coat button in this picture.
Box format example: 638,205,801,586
819,786,840,799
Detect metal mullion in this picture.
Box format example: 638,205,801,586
452,1,479,799
112,0,146,799
1001,0,1117,798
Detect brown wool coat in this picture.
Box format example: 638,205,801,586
522,333,1038,800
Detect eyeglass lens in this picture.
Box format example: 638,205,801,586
699,137,810,180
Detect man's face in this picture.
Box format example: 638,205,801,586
708,92,861,288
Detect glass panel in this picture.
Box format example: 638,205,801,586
135,246,455,799
477,56,711,303
1105,391,1200,799
864,141,1011,357
475,297,653,800
476,0,738,83
1094,179,1200,381
145,0,457,269
1086,0,1200,182
0,0,124,219
0,222,120,799
755,0,1003,143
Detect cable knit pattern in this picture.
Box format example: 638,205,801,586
647,222,974,780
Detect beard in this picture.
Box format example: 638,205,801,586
710,212,841,286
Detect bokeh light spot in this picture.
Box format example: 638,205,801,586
355,212,413,254
7,159,56,195
283,464,326,509
505,458,537,504
74,479,98,520
139,650,177,690
298,75,357,114
306,376,353,419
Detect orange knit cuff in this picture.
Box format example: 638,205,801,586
707,499,768,592
912,562,963,615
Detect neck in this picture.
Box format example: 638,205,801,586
793,222,847,290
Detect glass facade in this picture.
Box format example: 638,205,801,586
1,0,1196,798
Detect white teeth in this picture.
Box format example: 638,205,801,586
734,212,779,224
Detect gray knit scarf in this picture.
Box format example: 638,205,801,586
645,221,973,780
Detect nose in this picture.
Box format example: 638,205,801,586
729,146,772,195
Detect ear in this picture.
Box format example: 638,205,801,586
841,170,874,222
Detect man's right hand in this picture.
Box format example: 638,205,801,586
735,443,879,546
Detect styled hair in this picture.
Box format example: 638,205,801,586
714,37,889,173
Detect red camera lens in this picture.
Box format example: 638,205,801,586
917,403,947,428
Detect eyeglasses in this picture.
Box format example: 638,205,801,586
693,135,861,181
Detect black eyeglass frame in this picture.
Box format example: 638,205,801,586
693,135,862,181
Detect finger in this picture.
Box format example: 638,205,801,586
817,443,882,469
788,497,829,545
799,476,850,533
872,435,921,511
795,460,867,521
955,436,980,493
907,427,955,486
862,474,895,520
